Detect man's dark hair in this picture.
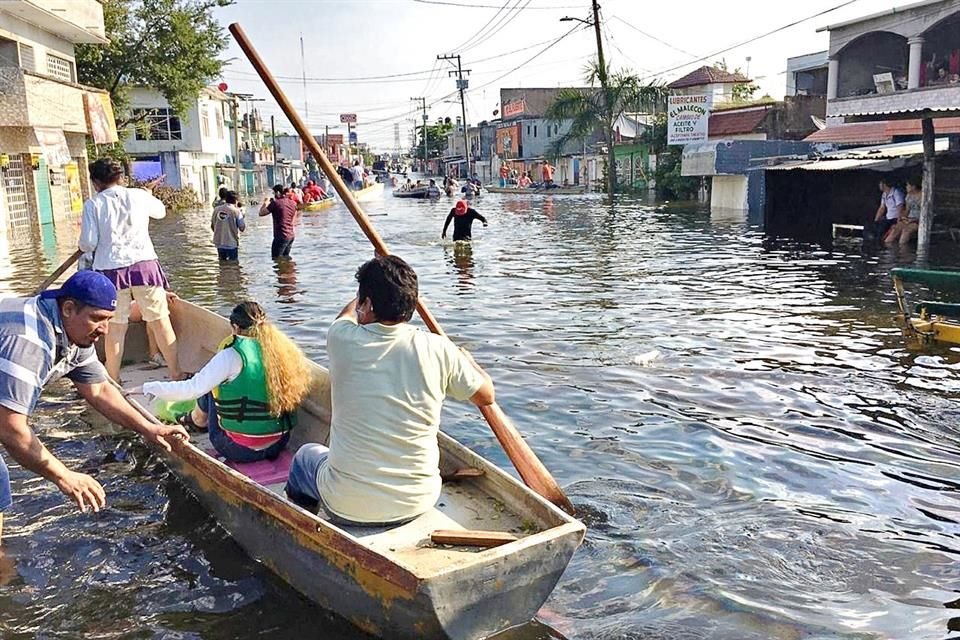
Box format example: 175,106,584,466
57,297,88,313
89,158,123,185
356,256,418,322
219,187,229,199
225,190,238,204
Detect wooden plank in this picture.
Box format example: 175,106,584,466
440,468,484,482
430,529,519,548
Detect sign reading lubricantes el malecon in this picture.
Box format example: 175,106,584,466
667,94,711,145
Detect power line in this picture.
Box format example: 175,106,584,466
413,0,582,9
461,0,532,54
610,15,699,60
470,23,586,93
446,0,512,54
640,0,865,81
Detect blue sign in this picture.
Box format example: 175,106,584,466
349,131,358,144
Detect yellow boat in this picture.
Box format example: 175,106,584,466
353,181,384,202
299,196,336,212
892,267,960,347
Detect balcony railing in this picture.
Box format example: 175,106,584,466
827,83,960,118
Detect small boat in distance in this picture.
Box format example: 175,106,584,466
120,300,584,640
892,267,960,348
299,196,336,212
393,185,442,199
485,185,586,195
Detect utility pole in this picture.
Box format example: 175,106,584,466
271,114,278,184
410,96,428,174
229,96,242,196
590,1,612,202
438,54,471,179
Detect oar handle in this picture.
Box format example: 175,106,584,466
34,249,83,295
228,23,574,515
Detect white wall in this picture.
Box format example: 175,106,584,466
711,175,748,210
124,88,228,159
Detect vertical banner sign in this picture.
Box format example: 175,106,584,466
667,95,711,145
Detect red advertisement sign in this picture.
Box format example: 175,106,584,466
502,98,526,118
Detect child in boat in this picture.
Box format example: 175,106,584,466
133,302,314,463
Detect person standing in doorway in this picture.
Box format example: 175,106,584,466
79,158,182,383
260,184,298,259
874,177,905,244
442,199,488,241
211,191,245,261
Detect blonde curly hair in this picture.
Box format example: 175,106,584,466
230,301,313,416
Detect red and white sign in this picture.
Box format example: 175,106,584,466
340,113,357,124
502,99,526,118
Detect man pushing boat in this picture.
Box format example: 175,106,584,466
0,271,188,534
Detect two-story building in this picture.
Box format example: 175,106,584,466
125,86,231,203
0,0,113,229
766,0,960,246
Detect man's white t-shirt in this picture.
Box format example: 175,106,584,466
881,188,905,221
317,317,486,523
350,166,364,183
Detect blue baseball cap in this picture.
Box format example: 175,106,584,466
40,271,117,311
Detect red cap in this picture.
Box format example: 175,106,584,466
454,200,468,215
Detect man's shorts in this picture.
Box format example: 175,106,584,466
113,285,169,324
0,456,12,513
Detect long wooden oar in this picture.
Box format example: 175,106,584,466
33,249,83,295
229,23,574,515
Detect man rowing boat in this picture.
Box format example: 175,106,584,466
285,256,495,525
0,272,187,532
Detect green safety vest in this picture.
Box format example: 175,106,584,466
214,336,293,436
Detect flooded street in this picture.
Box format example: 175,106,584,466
2,191,960,639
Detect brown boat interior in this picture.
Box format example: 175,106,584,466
118,301,571,575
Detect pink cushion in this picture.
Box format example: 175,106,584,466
204,447,294,485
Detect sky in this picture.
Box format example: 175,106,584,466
213,0,904,151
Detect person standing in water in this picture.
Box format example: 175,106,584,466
442,199,487,242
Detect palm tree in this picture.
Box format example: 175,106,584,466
546,61,668,201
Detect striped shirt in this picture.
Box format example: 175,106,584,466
0,296,107,416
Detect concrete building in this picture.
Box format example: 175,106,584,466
0,0,110,229
125,86,231,204
820,0,960,118
786,51,830,97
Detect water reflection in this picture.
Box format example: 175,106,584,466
444,241,475,293
273,258,302,303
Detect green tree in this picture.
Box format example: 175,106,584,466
642,114,699,200
413,120,454,160
545,61,668,200
714,59,759,103
76,0,232,129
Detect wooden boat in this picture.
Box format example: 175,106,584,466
393,186,441,199
892,267,960,347
353,181,385,202
299,196,336,212
120,300,584,639
485,185,585,195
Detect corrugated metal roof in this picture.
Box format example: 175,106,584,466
763,138,949,171
829,105,960,117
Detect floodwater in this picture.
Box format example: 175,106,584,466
2,188,960,640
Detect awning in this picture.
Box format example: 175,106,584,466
762,138,949,172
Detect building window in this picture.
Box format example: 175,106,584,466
533,125,538,138
201,107,210,138
215,108,224,139
526,125,530,135
46,54,73,82
132,108,183,141
18,44,34,72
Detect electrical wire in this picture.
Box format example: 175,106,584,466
609,15,699,60
460,0,532,54
470,23,586,93
413,0,582,9
445,0,512,54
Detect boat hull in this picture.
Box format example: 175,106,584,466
300,197,335,212
122,301,584,639
354,182,385,202
393,188,440,199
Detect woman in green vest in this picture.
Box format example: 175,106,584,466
134,302,314,462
